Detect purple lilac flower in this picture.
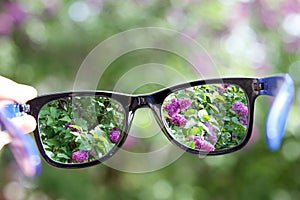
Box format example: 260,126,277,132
3,2,27,24
189,135,215,151
177,98,192,110
218,87,225,93
222,83,231,88
72,150,89,161
109,127,120,143
205,121,216,133
0,13,13,35
232,101,248,116
195,139,215,151
164,97,192,117
165,98,180,117
170,114,187,126
281,0,300,15
239,116,248,125
232,101,249,125
164,97,192,127
89,149,96,156
188,135,202,141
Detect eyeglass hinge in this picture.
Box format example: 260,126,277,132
19,104,31,114
2,104,30,118
253,81,264,93
255,78,273,95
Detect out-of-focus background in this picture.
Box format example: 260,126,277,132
1,0,300,199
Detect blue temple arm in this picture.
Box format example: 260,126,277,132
258,74,295,151
0,103,41,177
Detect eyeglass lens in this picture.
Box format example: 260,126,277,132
37,96,125,164
161,84,249,152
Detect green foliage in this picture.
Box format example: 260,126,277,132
163,84,248,151
38,96,125,163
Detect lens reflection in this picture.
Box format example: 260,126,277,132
162,84,249,152
38,96,125,164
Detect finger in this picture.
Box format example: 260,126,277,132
0,76,37,103
11,115,37,133
0,131,11,150
0,115,36,150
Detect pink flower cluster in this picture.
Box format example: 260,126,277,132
170,114,187,126
109,127,120,143
0,2,26,35
164,98,192,127
189,135,215,151
72,150,89,161
232,101,248,125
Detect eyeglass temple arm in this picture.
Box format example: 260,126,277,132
258,74,294,151
1,103,41,177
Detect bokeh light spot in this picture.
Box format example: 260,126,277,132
68,1,90,22
282,13,300,37
282,140,300,162
152,180,173,199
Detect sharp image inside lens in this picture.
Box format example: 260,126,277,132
37,96,125,164
162,83,249,153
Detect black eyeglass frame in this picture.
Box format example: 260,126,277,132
26,74,293,169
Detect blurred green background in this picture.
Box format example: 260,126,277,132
1,0,300,199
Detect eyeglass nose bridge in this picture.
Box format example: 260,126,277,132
129,95,157,111
127,94,162,121
127,94,166,132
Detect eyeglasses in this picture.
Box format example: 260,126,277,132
0,101,41,177
12,73,294,169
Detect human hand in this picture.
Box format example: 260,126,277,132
0,76,37,150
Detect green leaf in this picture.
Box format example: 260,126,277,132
46,117,54,126
185,109,197,116
198,121,209,133
98,136,109,145
56,153,70,160
39,109,50,116
190,141,195,149
78,143,91,151
208,103,219,113
185,118,197,129
231,117,238,123
59,116,71,122
198,110,211,121
223,116,231,121
164,113,170,118
176,94,190,99
93,133,99,139
215,94,225,101
45,150,54,158
50,107,57,118
64,131,72,140
97,142,107,154
190,127,200,135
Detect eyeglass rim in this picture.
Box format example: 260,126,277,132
26,77,261,168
